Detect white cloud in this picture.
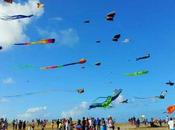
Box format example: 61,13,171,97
2,77,15,85
122,38,130,43
0,98,9,103
18,106,47,120
37,28,79,47
0,0,44,49
61,102,88,118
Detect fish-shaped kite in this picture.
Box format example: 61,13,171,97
0,15,33,21
41,58,87,70
126,70,149,76
14,39,55,45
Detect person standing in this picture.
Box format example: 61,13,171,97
168,118,174,130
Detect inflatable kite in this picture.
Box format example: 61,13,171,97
135,90,168,100
41,58,87,70
167,105,175,114
89,89,122,109
126,70,149,76
166,81,174,86
4,0,12,3
112,34,121,42
0,15,33,21
14,39,55,45
136,54,150,61
106,11,116,21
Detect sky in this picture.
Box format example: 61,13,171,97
0,0,175,122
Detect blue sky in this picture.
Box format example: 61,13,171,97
0,0,175,121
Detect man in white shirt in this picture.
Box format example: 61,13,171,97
168,118,174,130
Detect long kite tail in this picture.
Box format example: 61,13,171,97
2,88,78,98
134,96,156,99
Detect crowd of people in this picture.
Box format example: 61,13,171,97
128,116,167,128
0,117,115,130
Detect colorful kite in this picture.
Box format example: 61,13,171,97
4,0,12,3
136,54,150,61
112,34,121,42
41,58,87,70
106,11,116,21
126,70,149,76
166,81,174,86
89,89,122,109
167,105,175,114
14,39,55,45
135,90,168,100
0,15,33,21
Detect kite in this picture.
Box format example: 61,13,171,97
126,70,149,76
0,15,33,21
0,46,2,50
14,39,55,45
4,0,12,3
77,88,84,94
166,81,174,86
135,90,168,100
95,62,101,66
2,88,84,98
106,11,116,21
37,3,44,8
167,105,175,114
89,89,122,109
96,41,101,43
84,20,90,23
41,58,87,70
136,54,150,61
112,34,121,42
120,99,128,104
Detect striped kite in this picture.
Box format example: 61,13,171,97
41,58,87,70
14,39,55,45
